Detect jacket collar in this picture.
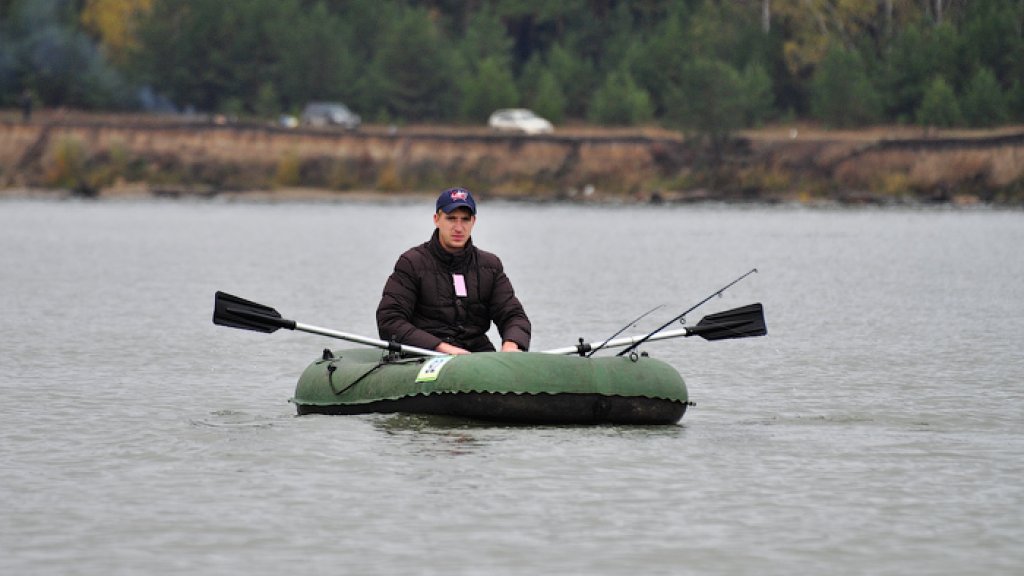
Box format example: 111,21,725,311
428,229,475,271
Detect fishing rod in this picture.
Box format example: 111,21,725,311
543,303,765,355
584,304,664,357
616,268,759,357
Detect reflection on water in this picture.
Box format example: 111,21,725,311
189,410,283,429
1,199,1022,576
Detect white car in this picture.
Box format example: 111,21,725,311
487,108,554,134
301,102,361,129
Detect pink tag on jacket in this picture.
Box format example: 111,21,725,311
453,274,467,297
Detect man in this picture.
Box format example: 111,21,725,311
376,187,531,355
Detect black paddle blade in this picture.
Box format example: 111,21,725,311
688,303,767,341
213,291,296,333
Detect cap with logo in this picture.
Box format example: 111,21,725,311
436,187,476,215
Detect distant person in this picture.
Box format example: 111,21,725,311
376,187,531,355
19,89,32,121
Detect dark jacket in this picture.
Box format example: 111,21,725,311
376,230,531,352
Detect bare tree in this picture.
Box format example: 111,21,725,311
885,0,893,37
924,0,947,25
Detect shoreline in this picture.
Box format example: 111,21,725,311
2,111,1023,207
2,185,1015,211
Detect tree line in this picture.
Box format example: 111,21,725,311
2,0,1023,134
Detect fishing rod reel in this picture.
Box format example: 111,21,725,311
572,335,651,361
626,350,650,362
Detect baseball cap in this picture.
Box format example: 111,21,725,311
436,187,476,214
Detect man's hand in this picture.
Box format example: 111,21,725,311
500,341,522,352
436,342,471,355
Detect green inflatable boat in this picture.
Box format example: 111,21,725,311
292,348,690,424
212,290,767,425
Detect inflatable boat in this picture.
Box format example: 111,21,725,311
212,288,766,425
292,347,690,424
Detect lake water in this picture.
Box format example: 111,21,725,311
1,197,1022,575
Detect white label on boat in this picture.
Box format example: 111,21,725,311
416,356,454,382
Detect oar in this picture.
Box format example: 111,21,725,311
543,303,766,356
212,291,442,357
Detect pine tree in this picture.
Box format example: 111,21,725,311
961,67,1009,127
916,76,963,128
373,7,458,121
459,57,519,122
811,45,881,127
530,69,567,124
664,58,746,156
546,43,596,120
740,62,774,127
630,5,691,117
588,69,653,126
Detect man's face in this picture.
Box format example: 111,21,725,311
434,207,475,252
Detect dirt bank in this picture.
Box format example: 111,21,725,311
2,110,1022,205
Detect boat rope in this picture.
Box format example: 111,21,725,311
326,360,388,396
326,354,425,396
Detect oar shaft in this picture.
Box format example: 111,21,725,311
292,322,443,357
213,291,443,357
543,328,690,355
